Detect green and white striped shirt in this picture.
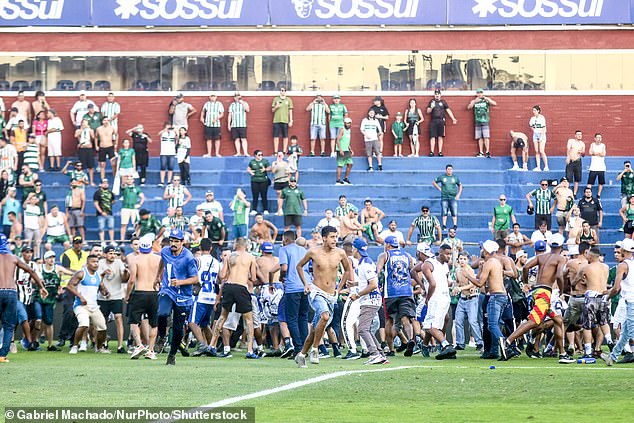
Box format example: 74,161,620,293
228,101,248,128
412,215,440,243
23,143,39,171
202,101,224,127
530,188,555,215
166,184,186,209
100,101,121,120
310,102,327,125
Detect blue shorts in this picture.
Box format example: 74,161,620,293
308,290,335,327
16,301,28,324
441,199,458,217
38,302,55,326
160,155,176,171
233,224,247,240
310,124,327,140
28,302,43,321
329,126,343,140
277,293,286,323
189,301,214,327
98,215,115,231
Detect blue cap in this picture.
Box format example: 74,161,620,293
261,242,274,253
352,238,368,256
169,228,184,240
384,236,399,248
535,240,547,252
139,235,153,253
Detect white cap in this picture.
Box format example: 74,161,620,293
139,234,155,253
615,240,624,248
515,250,527,259
482,240,499,254
344,117,352,123
44,250,56,259
622,238,634,253
567,244,579,256
416,242,433,257
549,233,565,248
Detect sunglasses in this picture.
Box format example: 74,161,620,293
499,198,506,201
422,210,429,212
540,183,548,186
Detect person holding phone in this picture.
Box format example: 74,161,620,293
272,86,293,153
617,160,634,207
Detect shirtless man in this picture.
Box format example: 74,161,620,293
0,234,46,363
67,185,86,240
566,130,586,197
340,209,364,243
505,223,530,259
257,242,283,353
95,117,117,181
464,240,507,359
126,235,161,360
562,242,589,352
249,213,278,246
360,199,385,242
503,234,575,363
209,237,260,359
294,226,351,368
572,247,611,358
553,178,575,234
509,130,529,171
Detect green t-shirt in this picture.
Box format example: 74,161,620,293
39,265,61,305
337,128,351,152
249,159,270,183
435,174,461,200
392,121,405,140
621,171,634,196
272,96,293,123
232,198,247,226
0,116,6,133
493,204,514,231
121,185,141,209
93,188,114,216
139,215,161,237
119,148,135,169
281,186,305,216
329,103,348,127
473,98,490,124
82,111,103,131
204,216,226,241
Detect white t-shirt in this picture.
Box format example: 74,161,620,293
360,118,382,142
199,200,223,219
355,256,381,307
47,117,64,144
589,142,606,172
529,115,546,134
71,99,96,126
316,217,341,233
46,213,66,236
160,129,177,156
24,204,41,230
7,114,29,130
177,136,191,163
378,229,405,245
97,259,126,301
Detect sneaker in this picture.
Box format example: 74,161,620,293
608,342,615,352
47,345,60,352
79,341,88,352
343,178,352,185
404,340,416,357
158,183,164,187
179,345,190,357
166,354,176,365
499,339,509,360
617,353,634,364
245,352,261,359
0,357,9,363
154,337,168,354
485,152,491,158
28,341,39,351
21,338,29,350
318,352,330,359
333,350,342,358
364,353,386,365
428,152,434,157
192,345,209,357
55,339,65,348
360,351,370,359
263,210,270,215
268,349,282,357
558,354,575,364
543,167,550,171
320,152,326,157
367,167,374,172
130,346,147,360
600,352,616,366
396,343,407,353
412,344,421,355
206,346,218,357
455,345,465,351
280,347,295,359
9,343,17,354
309,152,315,157
533,167,541,172
420,345,430,358
438,152,444,157
436,345,457,360
218,351,233,358
343,351,361,360
377,165,383,171
98,348,111,354
69,346,78,354
330,152,336,158
295,352,307,368
476,152,484,158
580,353,593,359
521,166,528,171
509,165,520,171
249,210,257,216
309,349,320,364
335,180,343,185
480,351,499,360
117,347,127,354
386,351,395,357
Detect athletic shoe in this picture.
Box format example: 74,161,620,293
365,353,386,365
412,344,421,355
263,210,270,215
309,152,315,157
245,352,261,359
320,152,326,157
360,351,370,359
0,357,9,363
558,354,575,364
343,351,361,360
396,343,407,353
476,152,484,158
158,183,164,187
509,165,520,171
438,152,444,157
435,345,457,360
521,166,528,171
166,354,176,365
580,353,593,359
206,346,218,357
420,345,430,358
142,351,156,360
249,210,257,216
333,350,342,358
428,152,434,157
386,351,395,357
335,180,343,185
499,339,509,360
268,349,282,357
377,165,383,171
21,338,29,350
601,352,616,366
343,178,352,185
257,350,267,358
480,351,498,359
531,351,543,359
130,346,147,359
98,348,111,354
543,167,550,171
330,152,336,158
192,345,209,357
78,341,88,352
367,167,374,172
28,341,39,351
117,347,127,354
485,152,491,158
47,345,59,352
55,339,65,348
318,352,330,359
505,343,521,360
404,340,416,357
295,352,307,368
217,351,233,358
9,343,17,354
592,350,603,359
280,347,295,359
617,353,634,364
454,345,465,351
533,167,541,172
179,345,190,357
309,349,320,364
69,346,78,354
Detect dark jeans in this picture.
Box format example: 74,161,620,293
251,180,269,212
487,294,509,355
157,294,190,357
179,162,190,184
284,292,308,351
479,293,491,353
0,289,18,357
58,290,77,342
137,164,147,181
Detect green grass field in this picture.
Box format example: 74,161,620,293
2,345,634,423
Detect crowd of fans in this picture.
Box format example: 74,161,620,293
0,88,632,368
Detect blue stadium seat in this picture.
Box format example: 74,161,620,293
220,81,236,91
181,81,200,91
260,80,276,91
130,80,149,91
75,80,92,91
277,81,291,90
56,80,74,91
30,80,43,91
11,80,30,91
0,80,9,91
149,80,172,91
94,80,111,91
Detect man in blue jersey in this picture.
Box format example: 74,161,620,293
376,236,420,357
154,228,199,365
190,238,221,357
65,255,109,354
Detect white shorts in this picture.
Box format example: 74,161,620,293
612,297,627,326
422,294,450,330
74,305,107,331
119,167,135,177
48,138,62,157
251,295,263,327
121,208,138,226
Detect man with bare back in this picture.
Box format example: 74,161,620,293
503,233,575,363
553,178,575,234
562,242,590,349
249,213,278,246
0,233,46,363
95,117,117,181
294,226,351,368
210,237,261,359
566,130,586,197
126,235,161,360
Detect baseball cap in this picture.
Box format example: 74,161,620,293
416,242,433,257
352,238,368,256
615,240,624,248
206,190,214,196
434,89,442,94
73,236,83,244
384,236,399,248
44,250,56,259
568,244,580,256
22,246,34,253
169,228,184,240
476,88,484,93
333,94,341,99
396,112,403,116
87,103,94,108
549,233,565,248
289,176,297,182
104,245,116,254
534,240,547,252
175,93,184,99
622,238,634,253
560,177,568,182
482,240,499,254
139,235,153,253
515,250,527,259
261,242,274,254
344,117,352,123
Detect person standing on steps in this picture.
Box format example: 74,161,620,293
328,94,348,158
617,160,634,208
587,133,607,198
335,117,353,185
467,88,497,158
247,150,271,215
369,96,389,154
306,93,329,157
526,180,555,230
360,109,383,172
200,93,224,158
432,164,462,230
228,92,249,157
404,98,423,157
272,86,293,153
565,130,586,198
529,105,549,171
126,124,152,186
426,89,457,157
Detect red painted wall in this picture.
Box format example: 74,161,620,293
37,94,634,158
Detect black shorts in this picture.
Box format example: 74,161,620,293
284,214,302,227
78,148,95,169
98,146,115,162
221,283,252,314
231,127,247,139
135,150,149,167
385,296,416,320
429,119,446,138
128,291,158,327
565,159,582,183
625,220,634,235
272,122,289,138
204,126,221,140
587,170,606,186
274,181,289,191
98,299,123,317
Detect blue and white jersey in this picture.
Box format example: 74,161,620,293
383,249,413,298
196,254,220,305
159,246,199,307
356,256,381,307
73,267,101,309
